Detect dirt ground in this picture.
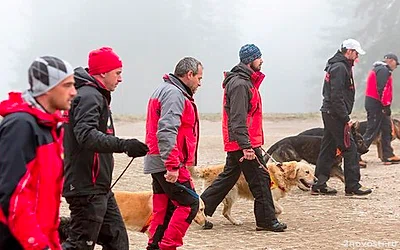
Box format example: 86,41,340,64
60,117,400,250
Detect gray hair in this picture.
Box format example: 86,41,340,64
174,57,203,77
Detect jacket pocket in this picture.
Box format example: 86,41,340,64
91,153,100,184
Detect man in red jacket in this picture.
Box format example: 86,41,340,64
0,56,77,249
144,57,203,250
200,44,287,232
363,53,400,165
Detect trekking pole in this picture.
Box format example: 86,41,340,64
110,157,134,189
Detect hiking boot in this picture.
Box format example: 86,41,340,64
359,160,367,168
311,186,337,195
383,155,400,165
256,220,287,232
202,220,214,230
345,186,372,196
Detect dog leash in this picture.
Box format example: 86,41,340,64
260,147,283,169
239,148,284,173
110,157,134,189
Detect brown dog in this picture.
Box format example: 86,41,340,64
115,191,208,233
195,161,315,226
114,191,154,236
362,118,400,161
59,190,208,241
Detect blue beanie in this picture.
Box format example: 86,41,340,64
239,44,262,64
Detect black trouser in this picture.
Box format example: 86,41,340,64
200,148,277,228
314,112,361,192
363,108,394,160
62,191,128,250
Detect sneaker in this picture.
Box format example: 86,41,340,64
256,220,287,232
345,186,372,196
383,155,400,165
359,160,367,168
311,186,337,195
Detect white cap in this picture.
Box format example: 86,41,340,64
340,39,366,55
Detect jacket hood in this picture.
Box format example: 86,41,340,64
0,92,64,127
373,61,392,73
162,74,194,99
74,67,111,103
222,62,265,89
74,67,100,89
325,50,353,71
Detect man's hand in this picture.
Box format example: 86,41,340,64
164,170,179,183
123,139,149,158
242,148,256,160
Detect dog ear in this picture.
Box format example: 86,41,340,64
287,163,299,180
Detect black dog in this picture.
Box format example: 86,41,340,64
299,119,400,161
264,122,368,183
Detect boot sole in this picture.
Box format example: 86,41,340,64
345,192,372,196
311,191,337,196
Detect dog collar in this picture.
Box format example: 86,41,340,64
270,174,286,192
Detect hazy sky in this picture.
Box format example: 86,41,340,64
1,0,344,114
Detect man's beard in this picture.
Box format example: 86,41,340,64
250,62,261,72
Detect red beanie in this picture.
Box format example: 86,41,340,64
88,47,123,75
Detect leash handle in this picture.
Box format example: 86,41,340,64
110,157,134,189
174,182,199,199
239,147,285,172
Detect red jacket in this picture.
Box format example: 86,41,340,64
0,92,64,250
222,63,265,152
365,61,393,109
144,74,199,178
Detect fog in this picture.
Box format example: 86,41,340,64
1,0,397,114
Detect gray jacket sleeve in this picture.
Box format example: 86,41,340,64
157,89,185,170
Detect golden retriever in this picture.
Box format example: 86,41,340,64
195,161,315,226
114,190,207,236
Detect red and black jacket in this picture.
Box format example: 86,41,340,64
0,92,64,250
222,63,265,152
63,67,125,198
364,61,393,110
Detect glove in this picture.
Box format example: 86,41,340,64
382,106,391,116
123,139,149,158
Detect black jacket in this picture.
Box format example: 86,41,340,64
320,51,355,123
63,67,126,197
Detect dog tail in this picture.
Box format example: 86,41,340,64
58,216,71,243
